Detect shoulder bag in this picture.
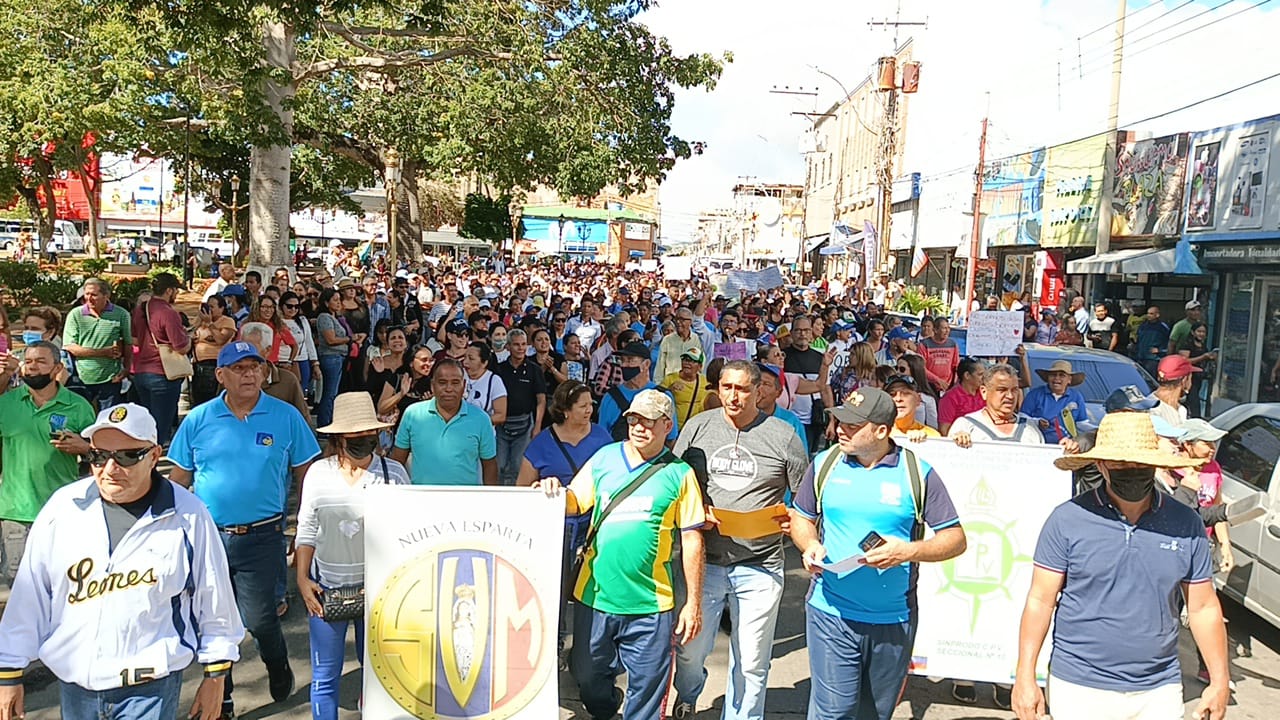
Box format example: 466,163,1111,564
321,456,389,622
564,450,674,598
145,302,193,380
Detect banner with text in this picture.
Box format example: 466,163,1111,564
965,311,1025,356
905,440,1071,684
364,486,566,719
722,266,785,295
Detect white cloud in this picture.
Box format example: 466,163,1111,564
640,0,1280,242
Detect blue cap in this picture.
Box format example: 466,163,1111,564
217,340,265,368
887,326,914,342
1104,385,1159,413
1150,415,1187,440
221,284,247,297
833,320,856,332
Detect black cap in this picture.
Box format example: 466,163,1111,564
446,318,470,335
827,387,898,426
616,341,650,359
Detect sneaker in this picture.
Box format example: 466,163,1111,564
951,682,976,704
672,701,695,719
993,684,1012,710
268,663,295,702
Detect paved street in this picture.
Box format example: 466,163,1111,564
8,543,1280,719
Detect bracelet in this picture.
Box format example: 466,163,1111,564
203,661,232,678
0,668,23,686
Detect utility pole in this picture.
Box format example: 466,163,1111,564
965,116,989,322
1094,0,1126,298
770,85,821,273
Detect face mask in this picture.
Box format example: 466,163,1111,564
491,337,508,351
621,366,642,382
21,330,44,346
344,436,379,460
1107,467,1156,503
22,373,54,391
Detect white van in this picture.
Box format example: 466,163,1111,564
0,219,83,253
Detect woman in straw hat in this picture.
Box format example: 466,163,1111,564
1012,411,1229,720
296,392,410,720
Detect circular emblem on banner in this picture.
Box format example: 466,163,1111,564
369,541,556,719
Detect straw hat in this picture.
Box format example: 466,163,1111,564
1054,412,1203,471
1035,360,1085,386
316,392,391,435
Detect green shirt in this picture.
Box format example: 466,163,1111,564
1169,318,1193,352
568,443,704,615
62,303,131,385
0,385,95,522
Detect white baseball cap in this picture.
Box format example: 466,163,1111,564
80,403,159,445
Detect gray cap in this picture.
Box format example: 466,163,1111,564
827,386,897,427
624,389,675,422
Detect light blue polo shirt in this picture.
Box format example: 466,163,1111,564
167,391,321,526
394,398,497,485
793,444,960,624
597,383,679,441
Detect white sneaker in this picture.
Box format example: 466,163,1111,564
671,702,695,719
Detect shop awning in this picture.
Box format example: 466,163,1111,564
805,235,830,252
1066,247,1163,274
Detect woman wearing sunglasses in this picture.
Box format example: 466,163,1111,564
896,353,939,431
280,291,319,400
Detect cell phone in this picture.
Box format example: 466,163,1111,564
859,531,887,553
49,431,64,441
200,302,210,314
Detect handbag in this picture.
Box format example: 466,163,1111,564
564,451,674,599
319,456,388,621
145,303,193,380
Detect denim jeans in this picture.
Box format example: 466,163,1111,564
317,355,345,428
219,524,291,706
73,380,123,413
298,360,314,401
495,413,534,486
572,606,674,720
806,607,916,720
309,612,364,720
59,671,182,720
674,563,784,720
132,372,183,445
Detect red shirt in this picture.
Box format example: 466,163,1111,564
131,298,191,375
938,384,984,431
920,337,960,390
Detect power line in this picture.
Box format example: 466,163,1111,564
1074,0,1266,76
1078,0,1173,39
1076,0,1228,68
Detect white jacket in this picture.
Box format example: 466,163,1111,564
0,475,244,690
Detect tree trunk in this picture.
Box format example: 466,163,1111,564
399,161,422,262
77,154,101,259
247,20,297,271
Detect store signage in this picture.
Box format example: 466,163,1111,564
623,222,651,240
1185,114,1280,239
980,149,1046,248
1041,134,1108,248
1114,133,1188,237
1199,243,1280,265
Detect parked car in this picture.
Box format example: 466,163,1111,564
1210,403,1280,630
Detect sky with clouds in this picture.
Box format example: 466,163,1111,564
638,0,1280,242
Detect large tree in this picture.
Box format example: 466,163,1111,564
143,1,727,267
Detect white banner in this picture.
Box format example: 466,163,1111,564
364,486,566,719
904,439,1071,685
965,310,1025,356
722,266,784,295
663,256,694,280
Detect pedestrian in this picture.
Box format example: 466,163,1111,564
390,358,498,486
937,357,986,436
891,353,939,431
536,389,706,720
296,392,410,720
782,315,829,453
462,341,508,424
671,360,809,720
884,374,940,440
130,272,190,446
656,307,706,379
1150,354,1199,427
190,295,237,406
1084,302,1119,351
1135,305,1170,377
0,341,95,588
661,348,707,428
755,363,806,443
1035,307,1059,345
1168,299,1204,356
596,341,679,443
949,364,1062,449
0,403,244,720
315,289,353,427
280,291,320,399
1176,323,1215,419
221,284,250,326
203,263,238,302
239,323,311,422
1069,296,1089,335
62,278,131,411
918,317,960,392
494,329,546,485
1021,360,1089,444
790,386,967,719
1012,412,1229,720
167,340,322,717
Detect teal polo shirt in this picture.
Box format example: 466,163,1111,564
167,391,321,526
0,385,95,522
394,398,497,485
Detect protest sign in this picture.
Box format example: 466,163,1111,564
663,256,694,280
722,266,784,295
713,342,748,361
966,311,1026,356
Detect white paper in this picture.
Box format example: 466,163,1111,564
817,553,867,575
965,310,1025,356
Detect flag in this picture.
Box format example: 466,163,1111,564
911,247,928,277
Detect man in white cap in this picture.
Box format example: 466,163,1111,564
1168,299,1203,356
537,389,705,720
0,403,244,720
1012,412,1229,720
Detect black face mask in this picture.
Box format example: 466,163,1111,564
1108,467,1156,503
621,366,642,382
344,436,379,460
22,373,54,391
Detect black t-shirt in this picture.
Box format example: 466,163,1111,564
783,345,825,423
497,358,548,416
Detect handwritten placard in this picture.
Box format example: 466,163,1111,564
966,311,1025,356
723,266,785,295
713,342,749,361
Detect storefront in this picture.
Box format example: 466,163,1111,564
979,148,1045,307
1200,246,1280,412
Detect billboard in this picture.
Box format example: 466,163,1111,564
1184,114,1280,240
1113,133,1189,238
98,154,188,223
1041,133,1108,248
980,149,1045,247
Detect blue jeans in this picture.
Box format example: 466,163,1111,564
60,671,182,720
317,355,345,428
73,380,123,412
572,606,674,720
495,414,534,486
309,612,364,720
806,607,917,720
298,360,314,401
132,372,183,445
219,523,291,706
674,563,784,720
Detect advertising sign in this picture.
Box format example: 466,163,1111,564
1185,114,1280,240
906,440,1070,684
364,486,565,719
1113,133,1189,237
1041,134,1108,248
624,222,652,241
98,154,187,222
980,149,1045,247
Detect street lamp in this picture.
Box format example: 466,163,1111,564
385,149,401,266
556,214,567,257
230,174,242,261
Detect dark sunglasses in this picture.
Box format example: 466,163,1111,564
283,303,300,310
87,446,154,467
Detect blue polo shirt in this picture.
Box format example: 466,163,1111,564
523,423,613,485
793,444,960,624
1020,385,1088,443
167,391,321,526
394,398,497,485
771,405,807,445
1033,487,1211,691
597,383,679,442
